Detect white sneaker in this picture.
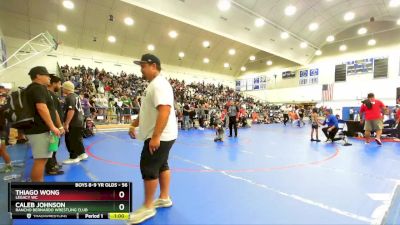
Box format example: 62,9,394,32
126,206,156,224
78,153,89,161
153,197,173,208
63,158,80,164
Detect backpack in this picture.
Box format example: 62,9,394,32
363,99,373,109
9,85,35,130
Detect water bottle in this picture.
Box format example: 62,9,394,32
49,132,59,152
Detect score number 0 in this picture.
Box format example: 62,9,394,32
118,191,125,211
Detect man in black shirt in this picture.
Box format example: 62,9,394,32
0,86,12,173
62,81,87,164
228,101,239,137
25,66,62,182
182,103,190,130
45,75,64,175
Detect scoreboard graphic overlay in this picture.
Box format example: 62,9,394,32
9,182,132,220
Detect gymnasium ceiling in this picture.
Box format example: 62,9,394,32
1,0,400,76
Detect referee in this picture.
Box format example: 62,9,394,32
227,100,239,137
128,54,178,224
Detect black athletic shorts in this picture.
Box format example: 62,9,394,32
312,124,318,129
140,138,175,180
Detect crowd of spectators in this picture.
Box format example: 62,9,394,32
60,64,279,128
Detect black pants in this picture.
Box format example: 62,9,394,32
65,127,85,159
322,127,339,140
199,118,204,128
283,114,289,125
349,114,354,120
45,139,60,171
140,139,175,180
229,116,238,137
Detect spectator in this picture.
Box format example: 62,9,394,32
0,86,12,173
24,66,61,182
93,78,100,92
89,95,97,118
45,75,65,175
182,103,190,130
107,97,116,123
395,105,400,137
115,97,123,124
121,95,133,124
81,93,92,118
360,93,386,145
62,81,87,164
97,94,108,120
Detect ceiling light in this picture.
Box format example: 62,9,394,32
228,49,236,55
224,63,230,68
397,19,400,25
389,0,400,7
280,32,289,39
178,52,185,58
62,0,74,9
169,30,178,38
326,35,335,42
308,22,319,31
315,50,322,55
300,42,308,48
254,18,265,27
202,41,210,48
368,39,376,46
147,44,155,51
358,27,367,35
107,36,116,43
124,17,134,26
217,0,231,11
339,44,347,51
266,60,273,66
57,24,66,32
240,66,246,72
249,55,256,61
344,11,355,21
284,5,297,16
203,58,209,64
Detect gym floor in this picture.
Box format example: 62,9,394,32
7,124,400,225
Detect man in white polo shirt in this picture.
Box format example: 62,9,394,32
128,54,178,224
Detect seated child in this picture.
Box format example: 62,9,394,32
214,124,225,142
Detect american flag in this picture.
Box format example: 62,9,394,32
322,84,334,101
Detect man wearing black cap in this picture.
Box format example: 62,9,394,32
24,66,62,182
360,93,386,145
128,54,177,224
